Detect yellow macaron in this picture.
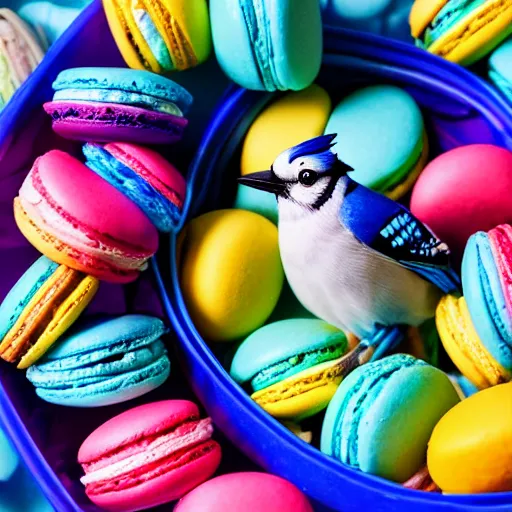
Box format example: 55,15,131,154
103,0,211,73
178,209,284,342
410,0,512,66
428,382,512,493
435,294,509,389
240,84,331,176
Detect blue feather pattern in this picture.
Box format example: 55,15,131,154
341,178,460,294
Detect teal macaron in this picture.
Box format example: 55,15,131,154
324,85,427,200
230,319,349,420
210,0,322,91
461,224,512,373
489,38,512,104
321,354,459,482
50,67,193,116
26,315,170,407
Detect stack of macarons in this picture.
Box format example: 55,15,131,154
436,224,512,390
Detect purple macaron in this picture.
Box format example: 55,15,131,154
44,68,192,144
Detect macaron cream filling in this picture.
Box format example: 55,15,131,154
250,342,347,391
419,0,488,48
131,0,198,71
132,7,174,71
83,143,183,232
240,0,284,91
81,418,215,492
52,88,183,116
18,163,154,270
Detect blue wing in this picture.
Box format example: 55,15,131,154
340,178,460,293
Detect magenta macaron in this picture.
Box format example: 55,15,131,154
78,400,222,512
175,472,314,512
14,149,158,283
44,68,192,144
410,144,512,263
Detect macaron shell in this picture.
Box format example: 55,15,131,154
241,85,331,175
16,150,158,282
489,37,512,99
18,274,99,369
462,227,512,372
409,0,446,38
230,318,346,384
410,144,512,263
426,0,512,66
436,294,508,388
0,256,58,341
234,185,278,224
87,444,221,512
44,101,188,144
103,0,161,72
179,209,284,342
104,143,186,203
210,0,321,91
356,364,459,482
252,357,344,420
78,400,200,463
266,0,322,91
52,68,193,111
142,0,211,69
174,472,314,512
32,354,170,407
324,85,425,195
386,132,429,201
428,382,512,493
14,199,140,284
210,0,264,90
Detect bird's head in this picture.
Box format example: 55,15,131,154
238,134,353,211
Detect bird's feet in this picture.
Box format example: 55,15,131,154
333,325,405,378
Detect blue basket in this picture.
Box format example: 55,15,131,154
154,26,512,512
0,1,512,510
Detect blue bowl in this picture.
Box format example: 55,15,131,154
1,2,512,511
154,27,512,512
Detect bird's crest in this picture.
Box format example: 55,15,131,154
288,134,338,164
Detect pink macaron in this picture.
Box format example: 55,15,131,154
174,472,314,512
78,400,222,512
410,144,512,264
14,150,159,283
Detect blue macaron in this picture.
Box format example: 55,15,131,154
461,224,512,373
26,315,170,407
321,354,459,482
210,0,322,91
324,85,427,199
0,256,58,342
489,38,512,104
51,67,193,116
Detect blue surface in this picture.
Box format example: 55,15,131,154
26,315,171,407
83,143,182,233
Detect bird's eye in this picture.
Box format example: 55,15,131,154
298,170,318,187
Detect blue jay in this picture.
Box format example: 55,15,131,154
238,134,459,367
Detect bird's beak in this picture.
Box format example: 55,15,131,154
238,170,286,195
